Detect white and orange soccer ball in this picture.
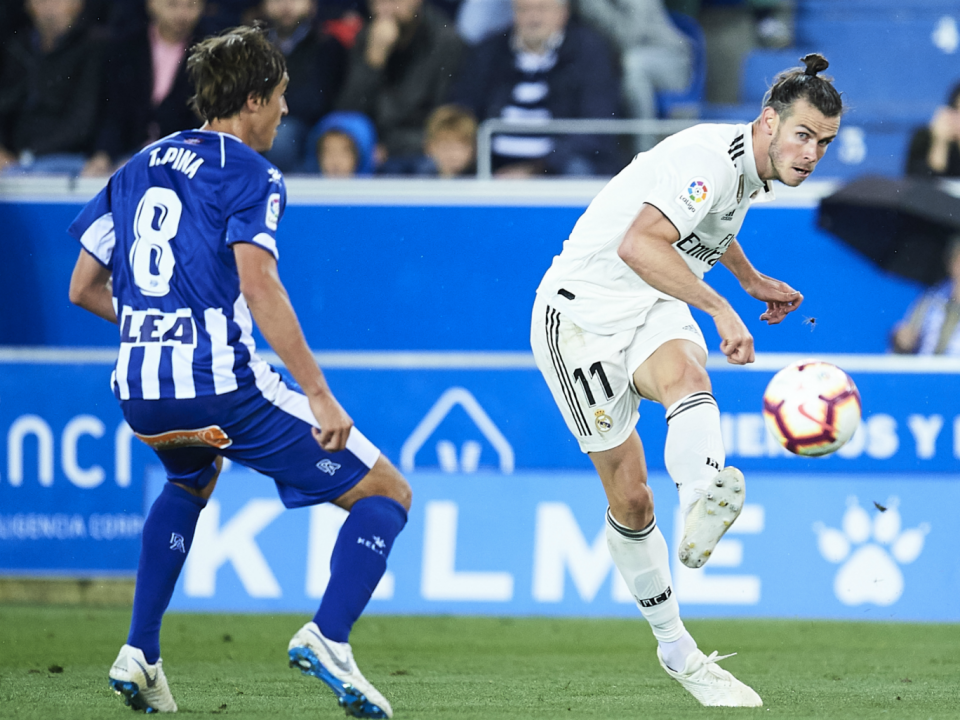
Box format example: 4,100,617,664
762,360,862,457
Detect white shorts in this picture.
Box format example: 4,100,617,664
530,293,708,453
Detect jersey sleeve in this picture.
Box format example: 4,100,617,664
224,157,286,261
642,145,734,239
67,181,116,268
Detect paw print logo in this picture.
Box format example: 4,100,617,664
813,497,929,606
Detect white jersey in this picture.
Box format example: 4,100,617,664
536,122,775,335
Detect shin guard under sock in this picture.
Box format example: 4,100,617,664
314,496,408,642
605,509,686,644
127,483,206,663
664,392,726,517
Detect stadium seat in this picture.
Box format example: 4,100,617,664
700,46,933,179
699,49,797,123
657,13,708,118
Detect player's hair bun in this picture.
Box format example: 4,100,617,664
801,53,829,77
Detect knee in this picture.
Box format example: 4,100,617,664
620,483,654,516
173,456,222,502
661,361,711,404
610,483,654,530
389,474,413,512
379,456,412,511
363,457,413,512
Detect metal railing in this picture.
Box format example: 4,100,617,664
475,118,714,179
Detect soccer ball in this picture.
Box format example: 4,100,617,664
762,360,862,457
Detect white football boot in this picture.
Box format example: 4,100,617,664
108,644,178,713
678,466,745,569
288,622,392,719
658,648,763,707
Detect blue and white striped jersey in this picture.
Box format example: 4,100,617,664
68,130,287,401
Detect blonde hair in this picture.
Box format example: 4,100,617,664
425,105,478,145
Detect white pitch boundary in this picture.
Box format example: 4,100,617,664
1,347,960,374
0,176,839,209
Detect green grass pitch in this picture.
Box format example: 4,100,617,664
1,606,959,719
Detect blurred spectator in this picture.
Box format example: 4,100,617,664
0,2,30,42
750,0,792,48
314,0,366,48
261,0,348,172
423,104,476,176
905,82,960,179
679,0,792,48
197,0,261,35
316,0,368,22
379,103,476,175
575,0,691,125
81,0,150,37
0,0,104,176
303,110,378,176
0,2,29,80
426,0,462,21
336,0,464,162
82,0,205,177
456,0,511,45
891,237,960,356
449,0,620,177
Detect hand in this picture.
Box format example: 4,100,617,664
494,161,543,178
713,306,755,365
743,273,803,325
0,146,17,172
80,152,113,177
930,107,960,143
891,322,919,354
366,17,400,68
308,393,354,452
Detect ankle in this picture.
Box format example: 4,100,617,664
659,632,698,672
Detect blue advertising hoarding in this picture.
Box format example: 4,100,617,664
1,183,957,618
2,351,958,597
0,187,925,355
0,360,155,573
159,468,956,621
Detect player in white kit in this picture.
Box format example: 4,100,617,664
531,54,843,706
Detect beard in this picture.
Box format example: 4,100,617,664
767,130,814,187
767,131,789,185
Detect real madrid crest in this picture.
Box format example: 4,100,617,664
595,410,613,433
736,174,744,204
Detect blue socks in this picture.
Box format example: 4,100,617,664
315,496,408,642
126,487,405,658
127,483,206,664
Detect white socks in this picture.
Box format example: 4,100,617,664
604,391,722,671
664,392,725,518
605,509,688,638
605,509,699,672
659,632,698,672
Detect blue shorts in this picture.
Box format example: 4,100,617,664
120,379,380,509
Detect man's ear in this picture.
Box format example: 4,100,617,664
244,92,263,114
759,106,779,137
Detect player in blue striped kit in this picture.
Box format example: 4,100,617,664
68,25,409,718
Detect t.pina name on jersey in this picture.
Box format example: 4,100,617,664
148,146,204,179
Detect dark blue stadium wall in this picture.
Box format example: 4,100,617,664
3,192,958,618
0,200,924,354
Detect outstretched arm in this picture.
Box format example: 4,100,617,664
69,249,117,323
234,242,353,452
618,203,755,365
720,240,803,325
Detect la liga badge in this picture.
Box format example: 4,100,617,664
676,177,709,214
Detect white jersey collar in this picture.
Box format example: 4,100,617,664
739,123,776,204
